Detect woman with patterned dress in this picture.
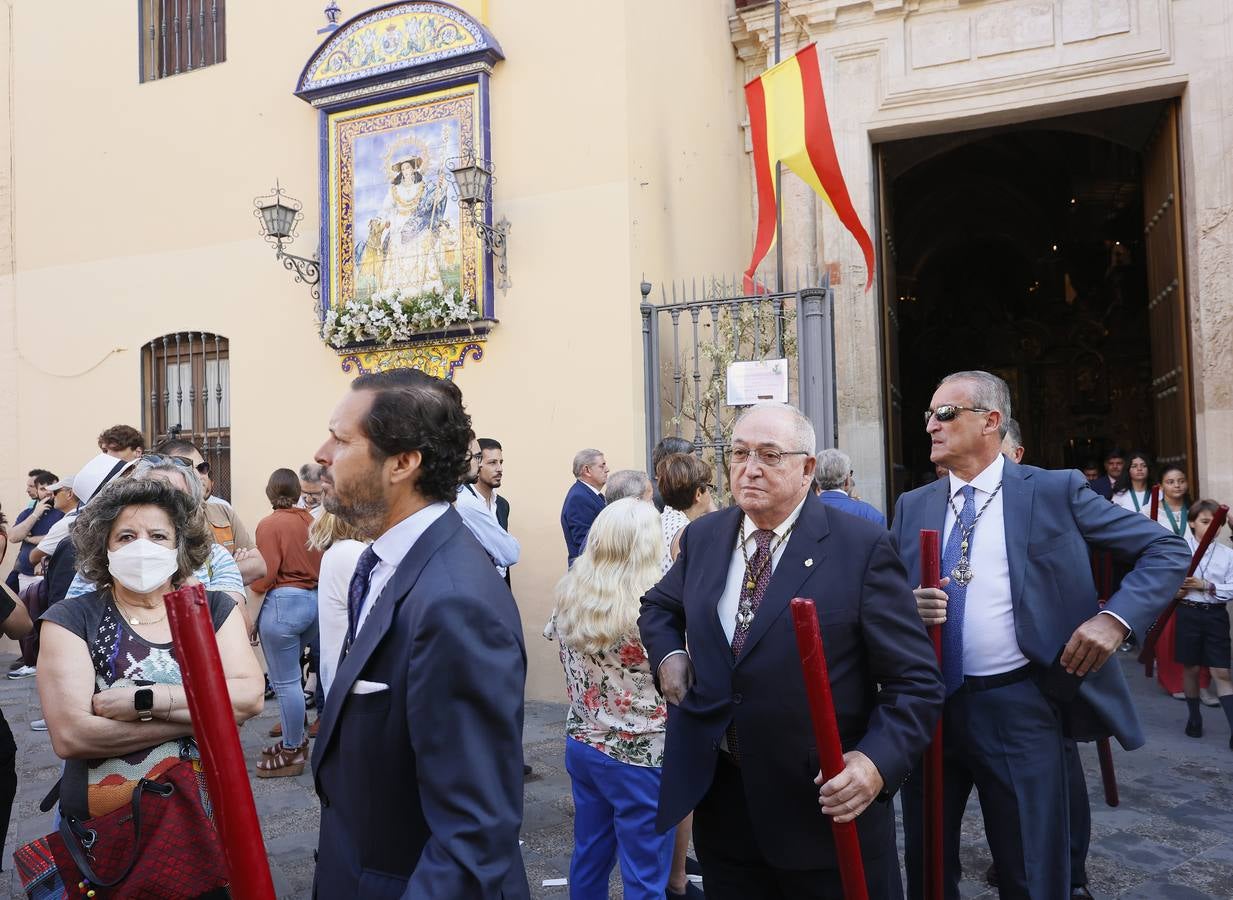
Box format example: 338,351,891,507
551,498,673,899
36,478,263,889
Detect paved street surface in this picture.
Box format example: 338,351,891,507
3,651,1232,898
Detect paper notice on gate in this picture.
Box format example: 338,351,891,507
727,358,789,406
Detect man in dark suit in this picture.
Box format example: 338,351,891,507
311,369,529,899
640,403,944,899
560,448,608,565
811,448,887,527
893,370,1188,900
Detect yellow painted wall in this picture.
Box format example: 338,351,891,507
2,0,748,700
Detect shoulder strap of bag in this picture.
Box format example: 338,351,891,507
57,778,175,888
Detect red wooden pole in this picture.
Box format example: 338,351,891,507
165,584,276,900
790,598,869,900
1096,738,1119,807
1139,504,1229,674
919,530,944,900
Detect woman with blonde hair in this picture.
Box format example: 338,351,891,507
553,497,673,899
309,511,368,700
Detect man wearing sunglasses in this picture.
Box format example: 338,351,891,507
892,370,1189,900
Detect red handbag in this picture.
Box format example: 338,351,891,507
45,758,228,899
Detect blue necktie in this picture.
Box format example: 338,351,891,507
345,546,380,652
941,485,975,696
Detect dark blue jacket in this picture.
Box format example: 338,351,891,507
817,489,887,527
312,507,529,899
891,461,1189,750
560,479,605,565
639,498,943,868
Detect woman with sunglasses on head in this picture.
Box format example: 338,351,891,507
154,440,256,564
1112,451,1154,517
656,453,717,573
251,469,323,778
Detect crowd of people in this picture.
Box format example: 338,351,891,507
0,365,1224,898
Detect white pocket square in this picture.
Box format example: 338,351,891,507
350,679,389,695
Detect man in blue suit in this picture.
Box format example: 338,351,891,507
560,448,608,565
640,403,943,899
812,448,887,527
311,369,529,899
892,370,1188,900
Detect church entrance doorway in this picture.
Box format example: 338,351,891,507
876,98,1195,505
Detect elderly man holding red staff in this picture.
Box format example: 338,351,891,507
892,370,1189,900
639,402,943,900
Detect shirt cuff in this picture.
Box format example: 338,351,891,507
1098,609,1131,637
656,649,688,674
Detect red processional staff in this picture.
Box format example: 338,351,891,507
790,598,869,900
165,584,277,900
1089,545,1121,808
918,530,945,900
1139,504,1230,675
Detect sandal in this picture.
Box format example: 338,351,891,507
256,739,308,777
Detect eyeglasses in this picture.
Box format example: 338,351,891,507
729,447,809,467
924,405,990,425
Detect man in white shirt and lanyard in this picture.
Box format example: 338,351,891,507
1174,499,1233,746
310,368,528,899
893,370,1189,900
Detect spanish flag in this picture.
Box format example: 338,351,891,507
744,44,875,292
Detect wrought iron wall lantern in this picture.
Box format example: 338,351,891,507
447,153,511,292
254,183,321,301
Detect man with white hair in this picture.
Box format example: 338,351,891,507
560,448,608,566
604,469,653,505
811,448,886,527
640,403,943,898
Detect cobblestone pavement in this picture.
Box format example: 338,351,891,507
3,652,1231,898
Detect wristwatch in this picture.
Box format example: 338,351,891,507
134,688,155,723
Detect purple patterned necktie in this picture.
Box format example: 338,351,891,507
726,528,776,759
344,546,380,653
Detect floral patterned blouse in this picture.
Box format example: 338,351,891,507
559,633,667,768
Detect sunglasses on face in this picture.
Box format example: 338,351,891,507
924,405,991,425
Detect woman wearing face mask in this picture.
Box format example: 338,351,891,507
35,478,263,846
1112,450,1154,517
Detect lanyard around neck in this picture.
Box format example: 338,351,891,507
1163,502,1184,536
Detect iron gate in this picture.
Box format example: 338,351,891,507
639,274,837,496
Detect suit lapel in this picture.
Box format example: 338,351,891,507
1000,461,1033,613
314,508,462,763
927,477,949,533
696,508,742,667
737,498,829,663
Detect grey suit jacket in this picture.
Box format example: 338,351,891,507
891,460,1189,750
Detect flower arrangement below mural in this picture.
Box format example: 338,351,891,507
321,285,478,348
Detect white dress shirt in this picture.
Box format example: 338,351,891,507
356,502,450,636
455,484,520,577
1112,489,1152,517
718,495,810,644
1184,533,1233,604
943,454,1029,677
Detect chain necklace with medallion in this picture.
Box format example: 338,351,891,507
114,595,168,626
947,482,1003,586
734,520,796,632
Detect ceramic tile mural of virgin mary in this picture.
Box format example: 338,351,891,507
327,84,483,316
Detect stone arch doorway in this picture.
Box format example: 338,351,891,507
877,98,1194,502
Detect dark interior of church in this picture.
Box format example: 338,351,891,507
880,100,1171,487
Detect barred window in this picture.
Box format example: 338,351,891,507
141,332,233,502
140,0,226,83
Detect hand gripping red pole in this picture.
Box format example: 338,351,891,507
790,598,869,900
1139,504,1229,676
918,530,944,900
165,584,276,900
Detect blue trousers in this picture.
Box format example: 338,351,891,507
258,587,318,749
902,677,1069,900
564,739,674,900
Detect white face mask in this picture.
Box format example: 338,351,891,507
107,539,180,594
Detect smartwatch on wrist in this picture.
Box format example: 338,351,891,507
134,688,155,722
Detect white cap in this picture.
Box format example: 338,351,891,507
71,454,138,505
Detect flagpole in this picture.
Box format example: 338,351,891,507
774,1,784,293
